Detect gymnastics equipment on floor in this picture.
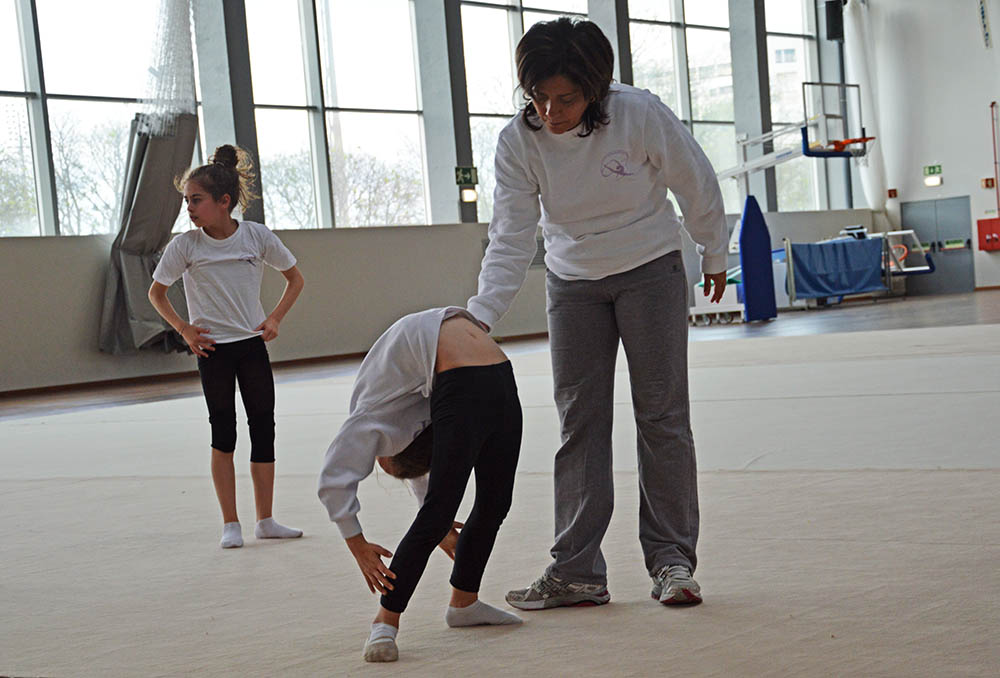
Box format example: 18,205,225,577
689,269,744,325
688,195,777,326
738,196,777,322
783,229,935,306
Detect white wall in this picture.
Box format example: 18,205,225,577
0,225,547,392
867,0,1000,287
2,206,880,392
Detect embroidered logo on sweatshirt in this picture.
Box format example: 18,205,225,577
601,150,636,179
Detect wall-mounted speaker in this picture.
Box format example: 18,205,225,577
826,0,844,41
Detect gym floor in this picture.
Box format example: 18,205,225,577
2,291,998,676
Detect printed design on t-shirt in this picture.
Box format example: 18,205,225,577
600,150,636,179
239,256,258,267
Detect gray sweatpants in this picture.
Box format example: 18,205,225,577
544,250,699,585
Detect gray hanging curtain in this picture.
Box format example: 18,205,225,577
98,112,197,354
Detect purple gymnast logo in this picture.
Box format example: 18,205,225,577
601,150,635,179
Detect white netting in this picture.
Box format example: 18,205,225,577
140,0,196,136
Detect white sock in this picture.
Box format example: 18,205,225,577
220,521,243,549
254,517,303,539
445,600,523,627
363,622,399,663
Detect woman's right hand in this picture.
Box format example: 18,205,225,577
345,533,397,595
180,323,215,357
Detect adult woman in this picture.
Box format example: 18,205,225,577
467,18,727,609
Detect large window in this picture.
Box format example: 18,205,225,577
461,1,586,222
35,0,160,236
766,0,820,211
245,0,317,229
317,0,426,227
629,2,739,214
3,0,839,238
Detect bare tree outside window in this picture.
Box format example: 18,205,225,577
49,111,130,236
0,102,38,236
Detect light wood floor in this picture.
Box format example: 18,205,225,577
2,289,999,421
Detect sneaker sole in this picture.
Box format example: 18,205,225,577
652,589,702,606
506,591,611,611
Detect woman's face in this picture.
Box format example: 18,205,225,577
530,74,589,134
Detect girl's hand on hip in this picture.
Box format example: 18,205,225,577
255,316,280,341
180,323,215,357
703,272,727,304
437,521,464,561
345,534,397,595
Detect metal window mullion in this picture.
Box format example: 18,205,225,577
408,0,435,223
43,93,142,105
803,3,828,211
15,0,57,236
322,105,422,115
628,18,683,28
671,0,693,127
765,30,816,40
462,0,517,9
805,0,828,210
589,0,631,85
508,0,524,104
299,0,335,229
415,0,461,224
615,0,632,85
445,0,476,222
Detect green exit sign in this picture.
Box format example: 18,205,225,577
455,166,478,185
923,164,942,176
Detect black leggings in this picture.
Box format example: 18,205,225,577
196,336,275,463
380,361,522,613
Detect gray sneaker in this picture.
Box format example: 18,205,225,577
651,564,702,605
506,573,610,610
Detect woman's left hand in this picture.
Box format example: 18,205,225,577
437,521,464,560
702,272,728,303
255,316,280,341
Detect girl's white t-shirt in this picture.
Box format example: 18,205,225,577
152,221,297,344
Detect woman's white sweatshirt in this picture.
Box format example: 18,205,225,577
467,83,728,330
317,306,476,539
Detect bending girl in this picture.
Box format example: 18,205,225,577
318,307,523,663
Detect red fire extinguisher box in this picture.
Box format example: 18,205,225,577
978,217,1000,251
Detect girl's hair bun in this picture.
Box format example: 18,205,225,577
211,144,239,169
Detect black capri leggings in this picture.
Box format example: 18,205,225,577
380,361,522,614
196,336,275,463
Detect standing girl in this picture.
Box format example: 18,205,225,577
468,18,728,608
149,144,305,549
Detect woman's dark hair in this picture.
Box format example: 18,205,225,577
515,17,614,137
175,144,258,212
382,425,433,479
